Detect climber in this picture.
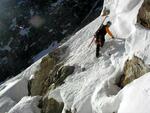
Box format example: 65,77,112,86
94,21,114,58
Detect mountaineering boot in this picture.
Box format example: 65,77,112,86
96,52,102,58
96,44,101,58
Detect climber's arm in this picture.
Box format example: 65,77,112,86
106,27,114,39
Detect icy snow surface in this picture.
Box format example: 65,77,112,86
0,59,41,113
32,41,59,62
8,96,41,113
116,72,150,113
1,0,150,113
49,0,150,113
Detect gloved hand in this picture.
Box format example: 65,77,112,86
112,36,115,39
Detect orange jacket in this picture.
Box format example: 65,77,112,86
105,26,113,38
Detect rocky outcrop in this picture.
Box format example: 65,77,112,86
40,98,64,113
29,61,75,96
29,45,71,96
36,64,75,113
137,0,150,28
120,56,150,87
28,45,75,113
29,54,58,96
54,65,75,86
40,97,74,113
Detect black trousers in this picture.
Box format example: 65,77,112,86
96,44,100,58
96,40,104,58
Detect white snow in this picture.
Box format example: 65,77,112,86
51,0,64,7
49,0,150,113
49,29,53,33
30,9,34,16
8,96,41,113
48,15,125,113
125,26,150,64
0,59,41,112
9,18,17,30
19,27,30,37
0,37,13,52
0,97,16,113
1,0,150,113
32,41,59,62
111,72,150,113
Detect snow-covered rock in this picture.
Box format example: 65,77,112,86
29,45,69,96
120,56,150,87
41,97,64,113
0,59,41,112
115,72,150,113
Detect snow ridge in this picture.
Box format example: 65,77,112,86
1,0,150,113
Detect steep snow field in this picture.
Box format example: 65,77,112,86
1,0,150,113
0,59,41,113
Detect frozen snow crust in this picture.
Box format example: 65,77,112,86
0,59,41,113
51,0,150,113
1,0,150,113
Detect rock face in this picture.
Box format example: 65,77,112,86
29,58,75,96
40,98,64,113
137,0,150,28
29,54,58,96
29,46,75,113
120,56,150,87
0,0,103,82
38,64,74,113
54,65,75,86
29,45,73,96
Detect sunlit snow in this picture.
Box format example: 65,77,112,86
1,0,150,113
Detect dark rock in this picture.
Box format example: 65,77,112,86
47,64,75,92
55,65,75,86
81,67,86,71
66,109,72,113
41,97,64,113
29,45,74,96
29,54,58,96
33,63,75,113
137,0,150,28
120,56,150,87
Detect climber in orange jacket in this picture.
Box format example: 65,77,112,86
94,21,114,58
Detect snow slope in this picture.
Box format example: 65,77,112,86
115,72,150,113
1,0,150,113
32,41,59,62
49,0,150,113
0,59,41,113
8,96,41,113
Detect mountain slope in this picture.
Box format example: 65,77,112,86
1,0,150,113
0,0,103,82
